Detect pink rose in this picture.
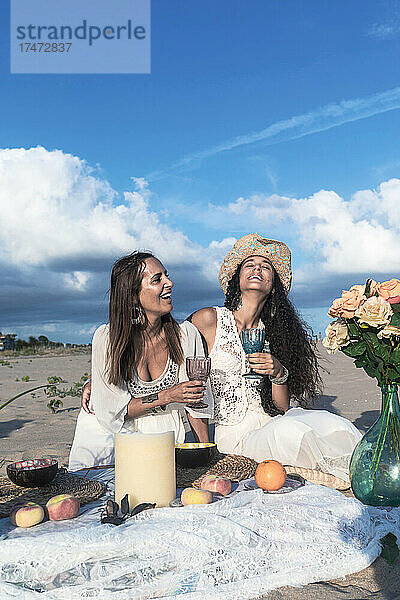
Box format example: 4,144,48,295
377,279,400,304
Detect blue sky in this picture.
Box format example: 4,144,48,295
1,0,400,343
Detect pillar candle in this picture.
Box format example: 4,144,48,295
114,431,176,508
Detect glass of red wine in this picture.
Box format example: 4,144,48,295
185,356,210,409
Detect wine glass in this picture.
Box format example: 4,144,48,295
240,328,266,379
185,356,210,409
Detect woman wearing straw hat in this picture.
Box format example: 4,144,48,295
69,251,212,471
190,234,361,481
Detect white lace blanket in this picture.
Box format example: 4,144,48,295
1,472,399,600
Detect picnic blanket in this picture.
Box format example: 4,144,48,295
0,469,399,600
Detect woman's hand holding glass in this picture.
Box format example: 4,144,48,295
81,378,206,416
247,351,284,379
159,380,206,406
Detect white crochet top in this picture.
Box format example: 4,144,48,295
209,307,267,425
127,357,179,397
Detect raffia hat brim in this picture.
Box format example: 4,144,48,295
218,233,292,294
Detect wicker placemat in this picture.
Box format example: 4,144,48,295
188,453,259,489
177,454,349,492
284,465,350,491
0,470,106,518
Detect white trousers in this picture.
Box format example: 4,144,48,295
215,407,362,481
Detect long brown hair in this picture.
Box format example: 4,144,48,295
107,251,183,385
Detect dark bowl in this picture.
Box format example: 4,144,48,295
6,459,58,487
175,443,217,468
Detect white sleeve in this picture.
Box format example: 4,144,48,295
91,324,132,434
178,320,214,420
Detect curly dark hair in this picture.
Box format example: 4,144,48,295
225,263,322,416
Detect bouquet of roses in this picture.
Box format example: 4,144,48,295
323,278,400,387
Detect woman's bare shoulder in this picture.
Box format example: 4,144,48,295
190,307,217,331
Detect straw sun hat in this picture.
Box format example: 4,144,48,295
218,233,292,294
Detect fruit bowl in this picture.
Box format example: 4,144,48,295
6,459,58,487
175,442,217,468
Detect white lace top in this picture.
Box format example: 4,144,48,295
209,307,267,425
127,357,179,398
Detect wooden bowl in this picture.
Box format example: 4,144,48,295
175,443,217,468
7,459,58,487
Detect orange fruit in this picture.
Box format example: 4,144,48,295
254,460,287,491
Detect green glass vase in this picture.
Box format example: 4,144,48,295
350,383,400,506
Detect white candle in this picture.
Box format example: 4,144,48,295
114,431,176,508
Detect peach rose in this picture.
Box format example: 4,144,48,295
340,288,366,318
327,297,343,318
377,279,400,304
354,296,393,328
350,281,379,297
328,288,365,319
377,324,400,339
349,284,365,295
322,320,350,354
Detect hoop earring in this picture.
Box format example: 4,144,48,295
131,305,143,325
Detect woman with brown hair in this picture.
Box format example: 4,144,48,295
69,251,212,470
190,234,361,481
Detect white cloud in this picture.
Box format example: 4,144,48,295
78,325,97,336
291,186,400,274
0,146,202,271
1,145,399,342
202,237,237,283
204,179,400,277
2,146,399,283
40,324,57,333
0,147,226,323
64,271,91,291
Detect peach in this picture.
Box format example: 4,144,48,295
9,502,44,528
200,475,232,496
46,494,80,521
181,488,212,506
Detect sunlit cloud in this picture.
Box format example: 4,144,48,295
1,146,399,341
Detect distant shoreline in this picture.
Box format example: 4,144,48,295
1,347,91,360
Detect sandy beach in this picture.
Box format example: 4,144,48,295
0,346,398,599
